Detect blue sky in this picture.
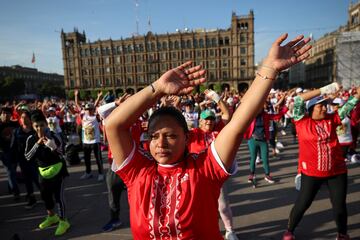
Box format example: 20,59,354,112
0,0,353,75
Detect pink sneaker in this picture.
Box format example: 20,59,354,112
282,230,295,240
336,233,350,240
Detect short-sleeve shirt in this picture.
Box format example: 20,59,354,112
113,142,235,240
188,122,225,154
295,113,346,177
82,114,100,144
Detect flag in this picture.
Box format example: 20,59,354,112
31,52,35,64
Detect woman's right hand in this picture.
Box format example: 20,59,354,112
154,61,206,95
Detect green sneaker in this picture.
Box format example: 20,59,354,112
39,214,60,229
55,219,70,236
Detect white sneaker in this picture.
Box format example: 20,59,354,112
80,173,93,179
351,154,360,164
256,156,261,164
97,174,104,181
275,148,280,154
225,231,239,240
276,141,284,149
281,130,287,136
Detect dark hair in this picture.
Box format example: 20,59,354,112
20,110,31,119
30,110,47,123
148,106,188,133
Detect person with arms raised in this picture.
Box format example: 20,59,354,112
106,33,311,239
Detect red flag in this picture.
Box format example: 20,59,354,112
31,52,35,64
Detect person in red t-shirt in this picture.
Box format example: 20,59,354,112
188,90,239,240
282,84,360,240
105,34,311,240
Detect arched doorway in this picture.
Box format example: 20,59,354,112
126,88,135,94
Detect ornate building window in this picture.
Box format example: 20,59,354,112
211,38,217,46
162,42,167,50
240,58,246,66
186,40,192,48
193,39,198,48
240,47,246,55
199,39,204,48
169,41,173,50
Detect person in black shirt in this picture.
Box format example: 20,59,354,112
24,110,70,236
0,107,20,199
10,110,39,208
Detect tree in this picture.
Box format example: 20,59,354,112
0,77,25,99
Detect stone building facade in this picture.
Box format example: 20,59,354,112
290,0,360,89
61,11,255,95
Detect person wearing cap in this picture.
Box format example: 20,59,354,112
74,90,105,181
105,34,311,239
182,100,199,130
282,83,360,240
188,89,239,240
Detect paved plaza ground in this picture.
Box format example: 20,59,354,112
1,132,359,240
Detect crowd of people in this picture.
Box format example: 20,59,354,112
0,34,359,239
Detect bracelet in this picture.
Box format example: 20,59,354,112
256,71,276,81
150,83,156,93
261,65,279,74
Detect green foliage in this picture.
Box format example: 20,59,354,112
199,84,207,93
38,82,65,98
90,90,99,99
213,83,222,93
67,90,74,100
0,76,25,98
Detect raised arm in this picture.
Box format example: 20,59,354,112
74,89,81,111
106,61,206,167
214,33,312,170
94,91,103,108
204,89,230,124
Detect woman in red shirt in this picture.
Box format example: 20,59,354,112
282,84,360,240
105,34,311,239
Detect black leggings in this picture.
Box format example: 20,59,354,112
287,173,348,235
40,176,66,219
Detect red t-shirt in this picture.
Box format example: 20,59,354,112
188,128,219,154
188,121,225,154
295,113,347,177
114,142,232,240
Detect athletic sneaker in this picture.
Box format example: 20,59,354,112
276,141,284,149
256,156,261,165
281,130,287,136
55,219,70,236
39,214,60,229
225,230,239,240
282,230,295,240
248,174,255,183
80,173,93,179
336,233,350,240
264,174,275,184
102,219,122,232
351,154,360,164
97,174,104,182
